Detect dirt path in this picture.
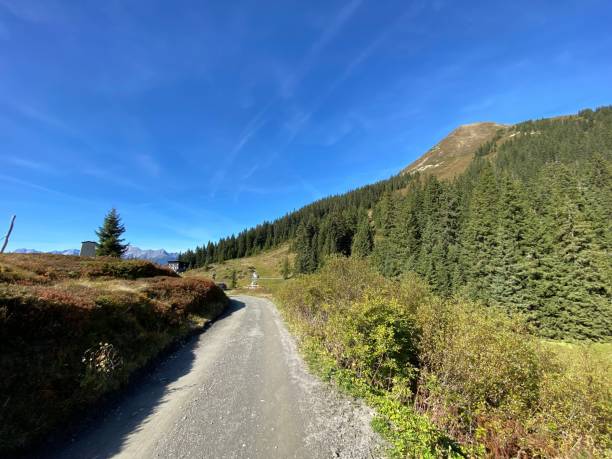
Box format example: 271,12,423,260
48,296,384,458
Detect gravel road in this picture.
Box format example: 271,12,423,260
48,296,384,459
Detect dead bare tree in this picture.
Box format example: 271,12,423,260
0,215,16,253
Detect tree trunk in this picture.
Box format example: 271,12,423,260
0,215,16,253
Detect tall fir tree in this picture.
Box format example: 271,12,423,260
294,220,318,274
459,161,499,300
351,215,373,258
489,174,533,314
95,208,128,257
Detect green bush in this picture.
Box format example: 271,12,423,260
277,257,611,457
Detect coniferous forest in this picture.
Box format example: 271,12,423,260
182,107,612,341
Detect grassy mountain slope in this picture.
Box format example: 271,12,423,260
402,122,506,179
185,243,294,291
0,254,229,454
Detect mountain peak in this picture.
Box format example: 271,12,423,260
402,121,507,180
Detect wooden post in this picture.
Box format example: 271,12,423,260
0,215,16,253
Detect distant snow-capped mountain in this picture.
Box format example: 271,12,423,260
124,246,179,265
13,248,79,255
12,246,178,265
50,249,80,256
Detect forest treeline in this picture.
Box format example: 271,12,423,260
179,172,412,265
365,110,612,341
183,107,612,340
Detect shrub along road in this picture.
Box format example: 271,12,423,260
49,296,383,459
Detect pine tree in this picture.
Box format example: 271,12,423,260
230,269,238,289
459,162,499,300
351,215,373,258
489,175,532,313
95,208,128,257
294,220,318,273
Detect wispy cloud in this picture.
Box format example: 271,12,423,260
0,173,93,204
5,101,100,152
241,163,260,180
83,167,146,192
13,103,78,136
209,101,273,196
135,154,161,177
207,1,368,196
263,11,413,167
280,0,363,98
2,156,56,173
321,120,354,147
293,6,424,140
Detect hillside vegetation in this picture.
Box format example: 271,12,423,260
184,243,294,291
179,121,507,269
277,258,611,458
370,107,611,340
182,106,612,341
401,122,506,179
0,254,229,454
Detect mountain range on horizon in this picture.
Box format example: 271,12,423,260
12,246,179,265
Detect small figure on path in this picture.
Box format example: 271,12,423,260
250,271,259,288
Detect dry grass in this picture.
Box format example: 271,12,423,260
0,253,177,285
402,122,507,180
185,243,294,290
0,253,229,454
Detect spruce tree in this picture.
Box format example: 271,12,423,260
351,215,373,258
459,162,499,300
489,175,532,314
294,220,318,273
95,208,128,257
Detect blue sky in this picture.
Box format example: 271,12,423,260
1,0,611,252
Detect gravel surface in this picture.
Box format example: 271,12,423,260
47,296,385,458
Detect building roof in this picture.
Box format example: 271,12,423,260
81,241,98,244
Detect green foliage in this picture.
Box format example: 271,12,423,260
95,208,128,257
230,269,237,289
293,220,318,273
281,255,290,279
371,107,612,340
277,258,611,457
351,214,374,258
179,173,413,267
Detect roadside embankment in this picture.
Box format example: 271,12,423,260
0,254,229,455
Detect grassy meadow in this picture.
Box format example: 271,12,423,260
0,253,229,454
184,243,294,293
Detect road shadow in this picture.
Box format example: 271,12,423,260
26,299,246,459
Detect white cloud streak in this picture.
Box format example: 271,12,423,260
281,0,364,98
